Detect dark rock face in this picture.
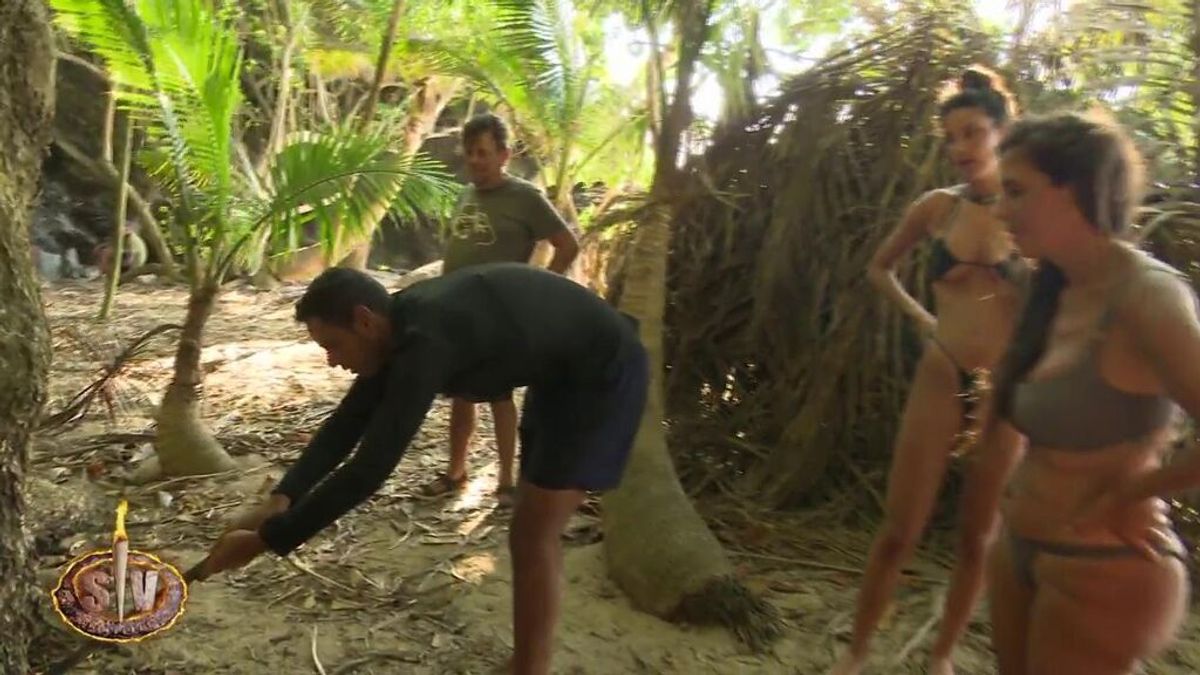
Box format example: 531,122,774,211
30,57,169,281
28,179,100,281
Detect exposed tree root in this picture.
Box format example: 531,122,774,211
671,575,783,653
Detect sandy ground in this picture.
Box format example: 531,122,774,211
24,276,1200,674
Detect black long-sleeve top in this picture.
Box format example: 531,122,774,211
257,263,641,556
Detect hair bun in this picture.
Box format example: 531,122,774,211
960,69,993,92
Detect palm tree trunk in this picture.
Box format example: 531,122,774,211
1191,0,1199,178
99,119,134,320
0,2,55,670
601,0,779,650
359,0,406,128
153,282,236,477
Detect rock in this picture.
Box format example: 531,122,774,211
128,455,164,484
32,247,64,281
391,260,443,291
28,179,102,280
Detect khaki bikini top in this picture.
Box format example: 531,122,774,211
1009,259,1184,450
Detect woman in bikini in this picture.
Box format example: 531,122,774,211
832,66,1025,675
963,110,1195,674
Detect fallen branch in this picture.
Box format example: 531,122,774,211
310,625,327,675
38,324,182,434
839,452,886,514
729,549,865,576
284,557,360,596
729,549,944,585
330,651,421,675
892,588,947,666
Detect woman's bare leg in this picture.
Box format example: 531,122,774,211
983,532,1034,675
831,347,964,674
1027,554,1187,675
929,386,998,674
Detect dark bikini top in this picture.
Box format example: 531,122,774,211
1008,261,1183,450
927,188,1024,284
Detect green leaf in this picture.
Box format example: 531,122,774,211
253,128,459,263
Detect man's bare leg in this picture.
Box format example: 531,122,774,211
508,481,585,675
490,398,518,490
448,397,476,480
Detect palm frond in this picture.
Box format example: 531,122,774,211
50,0,156,99
1046,0,1198,179
489,0,588,136
137,0,243,218
39,324,183,434
51,0,245,244
246,129,459,268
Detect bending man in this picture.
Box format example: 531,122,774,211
201,263,647,675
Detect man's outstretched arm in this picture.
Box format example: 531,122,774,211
258,334,448,556
270,373,390,503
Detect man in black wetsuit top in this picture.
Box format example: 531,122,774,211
199,262,649,675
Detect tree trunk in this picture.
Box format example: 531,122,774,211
99,119,134,320
359,0,407,128
0,2,55,671
1191,0,1199,178
333,0,407,272
602,200,727,593
152,282,236,478
601,0,779,650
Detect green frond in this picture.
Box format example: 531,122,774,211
137,0,243,215
255,129,459,262
488,0,587,132
49,0,157,112
52,0,244,237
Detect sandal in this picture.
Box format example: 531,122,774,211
419,472,468,497
495,484,518,508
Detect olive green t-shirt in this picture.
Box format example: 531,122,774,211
442,176,568,274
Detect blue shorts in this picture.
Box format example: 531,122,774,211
518,344,649,492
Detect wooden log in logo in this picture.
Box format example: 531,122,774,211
51,549,189,643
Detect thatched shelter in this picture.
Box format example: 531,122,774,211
660,7,1200,517
660,9,1004,511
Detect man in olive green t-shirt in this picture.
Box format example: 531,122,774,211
423,113,579,505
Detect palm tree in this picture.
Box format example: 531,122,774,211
259,0,467,277
594,0,780,648
410,0,652,221
49,0,457,478
0,2,55,671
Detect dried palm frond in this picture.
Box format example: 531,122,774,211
39,323,182,434
662,0,1200,510
663,6,989,508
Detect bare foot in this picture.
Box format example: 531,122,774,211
929,655,954,675
830,649,864,675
